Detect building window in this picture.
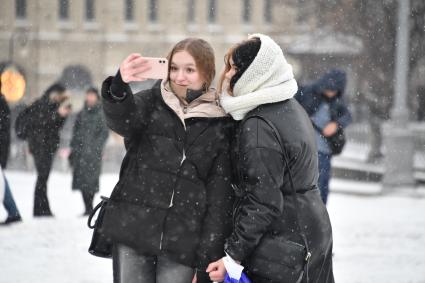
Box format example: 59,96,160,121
16,0,27,19
85,0,95,21
59,0,69,20
208,0,216,23
125,0,134,21
264,0,272,23
149,0,158,22
188,0,195,23
243,0,251,23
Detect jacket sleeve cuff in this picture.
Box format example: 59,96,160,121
102,77,131,104
108,70,131,100
224,237,247,263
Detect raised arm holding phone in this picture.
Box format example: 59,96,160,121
98,38,234,283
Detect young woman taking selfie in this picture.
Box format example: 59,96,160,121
100,38,234,283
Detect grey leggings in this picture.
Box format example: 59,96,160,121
113,244,195,283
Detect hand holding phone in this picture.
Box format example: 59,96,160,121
120,53,168,82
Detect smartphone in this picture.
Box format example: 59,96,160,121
138,57,168,80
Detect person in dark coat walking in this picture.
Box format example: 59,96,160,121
296,69,352,204
100,38,234,283
0,93,10,170
0,91,22,225
18,83,71,216
70,87,109,216
207,34,334,283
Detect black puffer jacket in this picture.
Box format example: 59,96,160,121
100,78,234,273
0,94,10,168
26,94,67,157
225,99,334,282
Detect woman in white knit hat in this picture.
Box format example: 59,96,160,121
206,34,334,283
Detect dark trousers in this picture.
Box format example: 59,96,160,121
318,152,332,205
33,149,55,216
81,191,95,214
112,244,194,283
2,174,21,219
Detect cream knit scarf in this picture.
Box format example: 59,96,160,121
220,33,298,120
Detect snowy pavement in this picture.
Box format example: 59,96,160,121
1,171,425,283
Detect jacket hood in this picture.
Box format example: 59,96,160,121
314,69,347,98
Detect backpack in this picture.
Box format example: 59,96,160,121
312,122,346,156
327,127,346,155
15,106,31,140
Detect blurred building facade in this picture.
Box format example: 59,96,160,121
0,0,363,101
1,0,366,171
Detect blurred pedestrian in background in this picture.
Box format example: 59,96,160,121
15,83,71,216
69,87,109,216
296,69,352,205
359,80,388,163
0,87,22,225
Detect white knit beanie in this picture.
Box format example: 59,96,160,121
220,33,298,120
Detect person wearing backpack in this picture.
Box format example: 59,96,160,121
0,90,22,225
16,83,71,216
295,69,352,205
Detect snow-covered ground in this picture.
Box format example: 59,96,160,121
1,171,425,283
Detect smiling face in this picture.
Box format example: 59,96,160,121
169,50,205,99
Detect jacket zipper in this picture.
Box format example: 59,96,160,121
159,147,186,250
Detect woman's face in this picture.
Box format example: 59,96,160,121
222,57,238,95
169,50,204,96
225,57,237,82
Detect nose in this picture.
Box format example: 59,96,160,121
176,70,186,82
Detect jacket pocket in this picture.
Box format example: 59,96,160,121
102,201,167,254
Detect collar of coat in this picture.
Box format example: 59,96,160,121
160,80,227,127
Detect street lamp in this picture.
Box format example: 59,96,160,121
382,0,415,189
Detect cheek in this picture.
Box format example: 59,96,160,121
169,71,176,81
225,69,234,80
188,73,203,87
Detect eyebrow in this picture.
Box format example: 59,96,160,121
170,62,196,67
